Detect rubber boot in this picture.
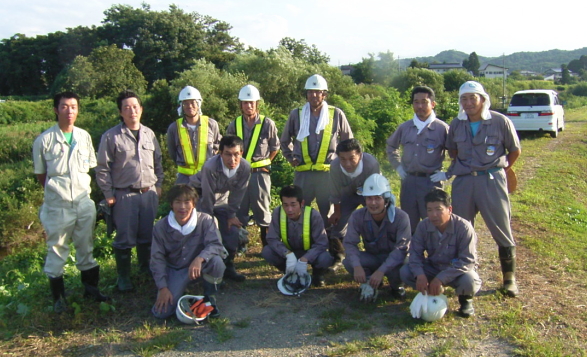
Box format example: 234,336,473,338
203,279,220,318
499,246,519,297
458,295,475,317
312,268,327,287
49,276,67,314
223,253,246,282
136,243,152,276
114,248,134,292
260,226,268,247
390,286,406,301
81,266,110,302
328,238,345,272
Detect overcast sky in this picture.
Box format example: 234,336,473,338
1,0,584,65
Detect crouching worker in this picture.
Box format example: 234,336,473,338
262,185,333,287
400,188,482,318
151,184,225,319
343,173,411,302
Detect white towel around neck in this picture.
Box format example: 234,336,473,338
296,101,330,142
413,111,437,134
168,208,198,235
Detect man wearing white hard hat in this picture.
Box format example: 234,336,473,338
280,74,353,230
400,188,481,318
343,173,411,302
167,85,222,184
226,85,280,248
443,81,521,297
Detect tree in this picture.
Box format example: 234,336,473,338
53,45,146,98
462,52,480,76
409,59,428,69
100,4,242,84
351,55,375,84
561,64,571,84
567,55,587,74
373,51,400,86
391,68,445,99
278,37,330,65
443,70,474,92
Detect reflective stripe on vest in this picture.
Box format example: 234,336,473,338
177,116,209,175
235,115,272,169
280,206,312,251
295,106,335,172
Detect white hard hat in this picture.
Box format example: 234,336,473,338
238,85,261,101
420,293,448,322
178,86,202,103
361,173,391,197
305,74,328,91
176,295,209,324
277,272,312,296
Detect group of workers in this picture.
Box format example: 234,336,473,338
33,73,520,320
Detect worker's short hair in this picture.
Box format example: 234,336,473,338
280,185,303,204
219,135,244,152
424,188,451,207
336,138,362,155
53,92,80,121
411,86,436,102
167,184,199,206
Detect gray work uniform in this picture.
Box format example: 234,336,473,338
96,123,164,249
329,153,381,239
226,114,280,227
445,110,520,247
33,125,98,278
189,155,251,254
166,116,221,184
281,106,353,226
262,206,333,269
150,211,226,319
386,118,449,232
343,207,411,288
400,214,482,296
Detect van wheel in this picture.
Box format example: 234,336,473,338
550,122,558,138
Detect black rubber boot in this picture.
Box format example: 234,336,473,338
203,280,220,318
223,253,246,282
49,276,67,314
260,226,268,247
458,295,475,317
390,286,406,301
136,243,152,276
81,266,110,302
498,246,519,297
114,248,134,292
312,268,327,287
328,238,345,272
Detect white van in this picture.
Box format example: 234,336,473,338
506,90,565,138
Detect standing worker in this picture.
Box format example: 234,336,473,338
386,86,449,233
33,92,109,313
167,86,222,184
96,90,164,292
226,85,280,248
445,81,521,297
190,135,251,282
281,74,353,227
327,138,381,269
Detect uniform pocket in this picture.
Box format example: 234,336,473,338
77,149,91,172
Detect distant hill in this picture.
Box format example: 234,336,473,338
400,48,587,74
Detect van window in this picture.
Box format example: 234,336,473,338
510,93,551,107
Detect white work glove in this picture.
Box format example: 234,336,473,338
430,171,448,183
295,259,308,277
359,283,378,303
285,252,297,274
395,166,407,180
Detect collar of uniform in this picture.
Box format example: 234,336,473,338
242,114,261,127
425,214,456,234
363,206,392,225
121,122,143,133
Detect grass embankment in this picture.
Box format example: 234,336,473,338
1,108,586,356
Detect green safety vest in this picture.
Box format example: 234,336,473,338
176,116,209,175
295,106,335,172
235,115,272,169
280,206,312,251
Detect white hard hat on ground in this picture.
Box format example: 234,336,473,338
277,272,312,296
410,292,449,322
238,85,261,101
361,173,391,197
176,295,210,324
305,74,328,91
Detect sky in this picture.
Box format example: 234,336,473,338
1,0,585,66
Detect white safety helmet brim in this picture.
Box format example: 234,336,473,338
176,295,208,324
238,84,261,101
420,293,449,322
277,272,312,296
305,74,328,91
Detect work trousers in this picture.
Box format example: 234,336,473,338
237,171,271,227
261,247,334,270
112,188,159,249
400,263,482,296
294,171,332,227
400,174,442,234
343,252,403,288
